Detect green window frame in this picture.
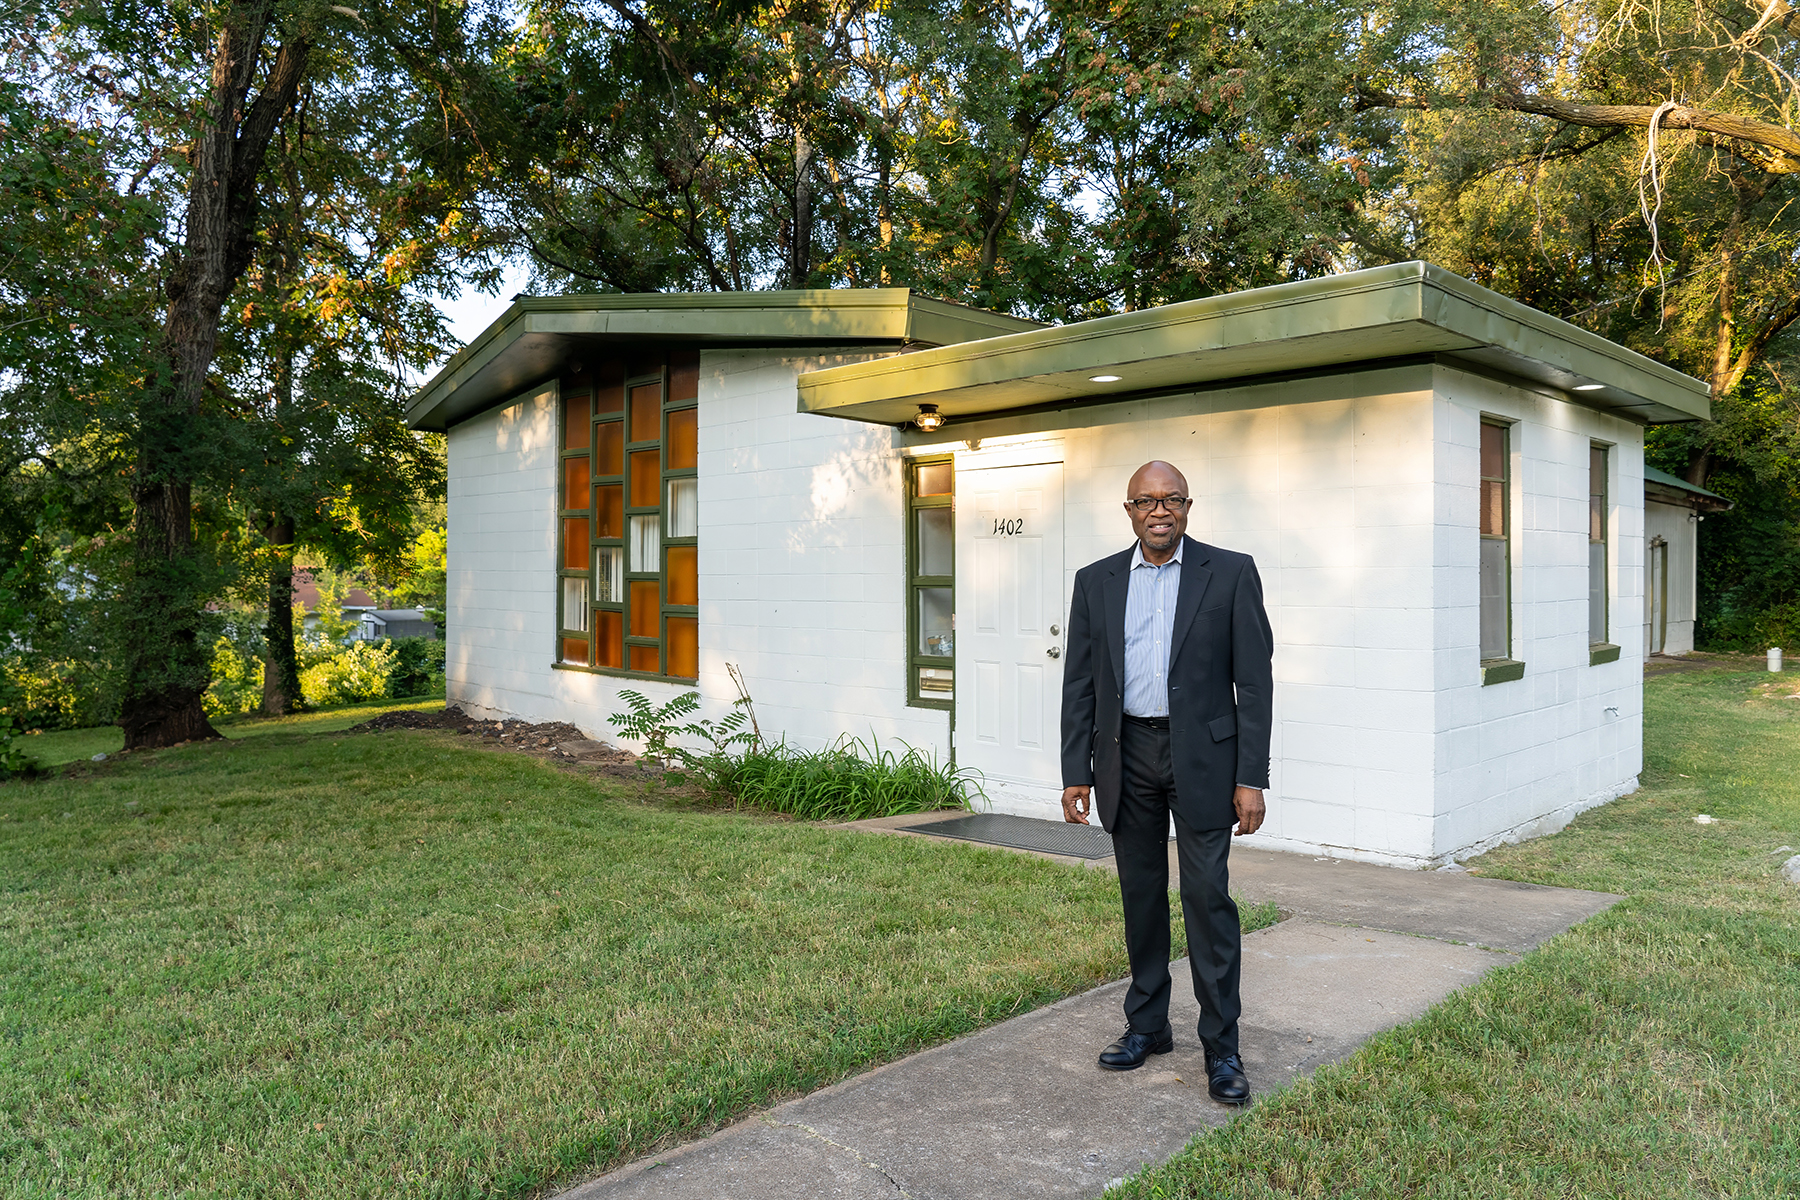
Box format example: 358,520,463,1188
906,455,954,708
556,351,700,680
1588,443,1619,664
1479,418,1520,683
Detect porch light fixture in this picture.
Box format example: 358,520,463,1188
1089,374,1123,383
914,403,946,432
1573,383,1605,391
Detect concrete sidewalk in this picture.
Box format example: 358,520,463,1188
560,818,1620,1200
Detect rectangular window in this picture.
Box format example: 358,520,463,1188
1479,420,1511,663
556,350,700,679
907,456,954,707
1589,444,1609,647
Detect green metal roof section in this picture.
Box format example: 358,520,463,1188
794,262,1712,427
1644,464,1732,509
407,289,1043,432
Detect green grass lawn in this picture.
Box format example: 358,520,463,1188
1,714,1142,1198
16,693,448,768
1114,667,1800,1200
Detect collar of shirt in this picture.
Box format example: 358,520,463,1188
1130,538,1184,571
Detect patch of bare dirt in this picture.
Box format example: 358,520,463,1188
346,705,664,778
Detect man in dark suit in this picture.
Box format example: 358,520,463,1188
1060,460,1274,1104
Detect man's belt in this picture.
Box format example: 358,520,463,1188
1123,714,1170,730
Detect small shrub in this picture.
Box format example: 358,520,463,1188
608,689,702,767
203,635,264,719
386,637,445,697
709,736,982,821
299,639,397,707
0,714,38,778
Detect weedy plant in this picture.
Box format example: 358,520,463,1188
716,735,983,821
609,669,980,819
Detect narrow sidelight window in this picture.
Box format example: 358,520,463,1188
906,456,954,706
557,350,699,678
1589,444,1609,647
1479,420,1511,662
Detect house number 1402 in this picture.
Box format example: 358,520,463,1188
991,518,1025,536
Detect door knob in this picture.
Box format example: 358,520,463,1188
1046,646,1061,659
1050,623,1060,636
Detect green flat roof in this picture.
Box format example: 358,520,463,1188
795,262,1711,427
1645,464,1731,509
407,289,1042,431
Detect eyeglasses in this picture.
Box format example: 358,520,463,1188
1126,496,1192,512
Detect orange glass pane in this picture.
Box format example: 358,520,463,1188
562,455,590,511
629,383,662,443
667,546,698,606
630,450,661,507
595,360,624,414
629,644,660,673
563,394,590,451
1481,480,1504,538
666,616,698,679
669,351,699,402
667,408,697,470
595,611,624,668
1480,422,1504,479
595,485,623,538
562,517,588,569
595,421,624,475
560,636,589,666
629,581,660,637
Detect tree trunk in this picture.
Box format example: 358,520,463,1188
792,126,814,287
261,516,301,715
117,2,310,750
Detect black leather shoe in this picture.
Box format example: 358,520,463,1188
1098,1025,1174,1071
1204,1047,1251,1104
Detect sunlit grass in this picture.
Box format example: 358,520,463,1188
1111,668,1800,1200
0,723,1131,1198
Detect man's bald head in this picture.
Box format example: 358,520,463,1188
1123,460,1191,563
1126,460,1188,498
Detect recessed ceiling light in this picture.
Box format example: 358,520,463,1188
1573,383,1604,391
1089,374,1122,383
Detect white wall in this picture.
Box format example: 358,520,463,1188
911,365,1447,862
444,354,1646,867
444,351,950,760
1645,499,1698,655
1429,365,1644,863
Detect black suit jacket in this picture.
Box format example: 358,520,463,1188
1059,536,1274,833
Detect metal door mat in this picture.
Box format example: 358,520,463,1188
906,813,1115,859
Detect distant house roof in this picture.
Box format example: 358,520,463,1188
406,289,1045,432
293,569,375,612
1644,465,1733,512
796,262,1712,428
363,609,433,624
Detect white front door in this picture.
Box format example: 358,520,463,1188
956,462,1065,816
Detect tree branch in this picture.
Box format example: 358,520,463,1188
1357,88,1800,173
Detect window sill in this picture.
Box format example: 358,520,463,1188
1481,659,1526,686
1589,643,1622,666
552,662,696,684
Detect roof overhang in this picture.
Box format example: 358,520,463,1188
407,289,1042,432
1645,465,1732,511
795,262,1711,428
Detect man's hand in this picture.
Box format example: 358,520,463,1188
1061,785,1092,824
1232,786,1266,836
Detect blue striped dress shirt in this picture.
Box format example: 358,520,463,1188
1122,539,1182,717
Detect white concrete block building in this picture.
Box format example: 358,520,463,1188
410,263,1711,867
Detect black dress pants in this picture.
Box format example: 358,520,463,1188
1113,716,1241,1056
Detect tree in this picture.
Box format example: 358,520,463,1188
8,0,468,738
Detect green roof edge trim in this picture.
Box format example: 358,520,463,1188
1643,464,1728,502
794,262,1711,428
406,289,1042,432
